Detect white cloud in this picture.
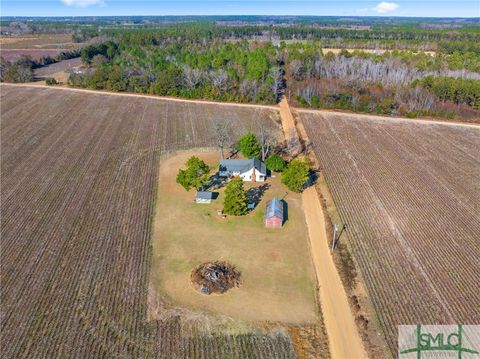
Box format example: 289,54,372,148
61,0,104,7
373,2,400,13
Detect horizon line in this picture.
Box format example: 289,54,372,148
1,15,479,19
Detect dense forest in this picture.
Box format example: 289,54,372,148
69,39,282,103
1,17,479,119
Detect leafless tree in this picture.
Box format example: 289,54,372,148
182,66,202,90
299,85,317,106
240,79,249,98
289,59,305,81
240,78,259,101
311,55,480,87
256,114,277,161
396,86,435,112
313,58,323,78
209,69,229,94
270,66,284,102
212,119,232,159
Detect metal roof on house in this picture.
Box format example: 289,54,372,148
220,158,266,175
265,197,283,219
196,191,214,199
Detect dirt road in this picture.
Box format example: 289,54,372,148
2,83,477,129
302,187,368,359
0,83,278,110
279,97,297,135
277,98,367,358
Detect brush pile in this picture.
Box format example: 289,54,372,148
191,261,241,295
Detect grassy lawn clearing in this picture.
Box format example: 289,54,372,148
151,151,318,324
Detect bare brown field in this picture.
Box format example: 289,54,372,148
0,48,69,61
34,57,82,75
301,111,480,356
33,58,83,84
0,34,75,49
1,84,326,358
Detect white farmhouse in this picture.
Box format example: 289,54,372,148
219,158,267,182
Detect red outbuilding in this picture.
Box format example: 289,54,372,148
265,197,284,228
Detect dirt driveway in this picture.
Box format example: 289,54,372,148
302,187,367,358
278,98,367,358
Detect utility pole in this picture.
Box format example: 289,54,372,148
332,224,339,251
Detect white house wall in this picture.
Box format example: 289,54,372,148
240,168,265,182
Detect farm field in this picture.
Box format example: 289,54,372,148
151,151,318,324
0,34,75,49
0,84,318,358
33,58,83,83
0,48,69,61
300,111,480,356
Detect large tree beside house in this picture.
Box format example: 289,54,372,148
176,156,211,191
238,132,261,159
281,158,310,192
223,177,248,215
265,154,286,172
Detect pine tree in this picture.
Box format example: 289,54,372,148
238,132,261,158
223,177,248,216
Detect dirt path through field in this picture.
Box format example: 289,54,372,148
278,98,367,358
302,187,368,359
279,97,297,136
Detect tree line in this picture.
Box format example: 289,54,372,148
69,38,283,104
286,42,480,119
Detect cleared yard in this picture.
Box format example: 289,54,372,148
151,151,318,323
301,111,480,356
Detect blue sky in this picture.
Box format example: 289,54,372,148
1,1,479,17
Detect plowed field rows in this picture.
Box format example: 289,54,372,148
0,85,296,358
301,112,480,356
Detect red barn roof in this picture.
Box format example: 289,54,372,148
265,197,283,228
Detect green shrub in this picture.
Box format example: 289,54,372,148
281,158,310,193
265,155,286,172
45,77,58,85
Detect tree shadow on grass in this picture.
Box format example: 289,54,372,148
303,169,319,190
205,173,228,191
246,183,271,207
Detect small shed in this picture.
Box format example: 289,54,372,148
265,197,284,228
196,191,214,204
